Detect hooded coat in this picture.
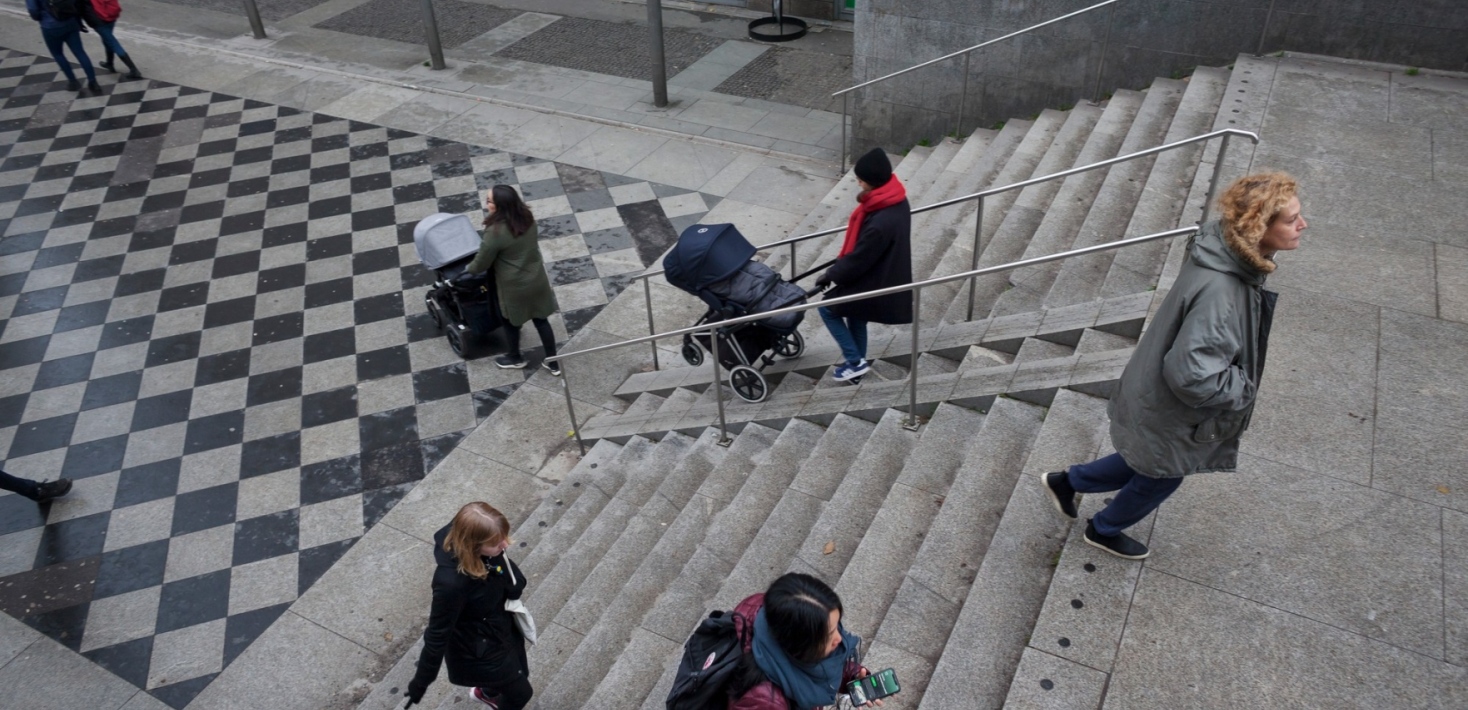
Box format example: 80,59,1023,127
727,594,863,710
822,201,913,325
465,221,558,328
1109,220,1278,479
411,525,529,690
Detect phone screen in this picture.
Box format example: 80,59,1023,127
847,668,900,704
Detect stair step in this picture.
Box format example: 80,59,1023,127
835,403,989,640
918,389,1111,710
903,138,965,206
576,421,821,710
987,90,1146,318
859,396,1046,709
527,432,695,625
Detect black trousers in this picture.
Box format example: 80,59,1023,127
505,318,556,359
0,470,40,499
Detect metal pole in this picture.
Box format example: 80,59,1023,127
643,278,659,370
956,53,970,139
648,0,669,107
965,195,984,321
421,0,445,70
1091,2,1115,103
1200,134,1231,225
904,287,922,431
841,93,849,173
1256,0,1277,57
241,0,266,39
559,364,586,456
789,242,798,280
709,329,731,446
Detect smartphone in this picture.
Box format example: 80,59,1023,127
847,668,900,705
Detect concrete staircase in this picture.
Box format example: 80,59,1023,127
356,54,1263,710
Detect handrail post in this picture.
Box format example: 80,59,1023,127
956,53,970,139
1256,0,1277,56
643,277,659,370
1091,1,1115,103
559,364,586,456
789,241,798,280
966,195,984,321
709,329,732,446
904,287,921,431
1200,134,1231,225
241,0,267,39
840,93,849,173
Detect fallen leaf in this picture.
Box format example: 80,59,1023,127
1437,485,1450,495
384,632,394,642
822,541,836,555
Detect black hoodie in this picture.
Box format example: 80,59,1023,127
411,524,529,689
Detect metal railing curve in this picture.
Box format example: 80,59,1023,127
547,224,1200,454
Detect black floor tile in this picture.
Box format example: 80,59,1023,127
170,483,238,537
113,459,181,508
301,386,358,428
299,454,362,506
183,410,246,455
194,348,251,387
34,352,95,390
156,569,231,634
239,431,300,478
131,390,193,432
60,434,129,479
303,327,356,364
360,440,424,490
33,511,110,567
84,635,154,688
356,345,411,381
358,405,418,452
231,509,298,566
81,371,143,410
297,537,355,596
92,538,169,600
245,367,302,407
222,603,288,666
9,412,79,458
412,363,469,403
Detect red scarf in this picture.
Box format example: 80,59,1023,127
840,176,907,257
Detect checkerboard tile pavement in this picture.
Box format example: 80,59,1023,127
0,46,717,707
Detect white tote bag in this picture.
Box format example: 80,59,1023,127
503,560,537,645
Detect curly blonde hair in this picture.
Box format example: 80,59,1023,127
443,502,511,579
1216,172,1299,274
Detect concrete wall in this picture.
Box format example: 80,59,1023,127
849,0,1468,153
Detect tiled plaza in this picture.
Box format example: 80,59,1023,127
0,46,712,707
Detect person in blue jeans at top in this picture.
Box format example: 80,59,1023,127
814,148,913,382
25,0,100,93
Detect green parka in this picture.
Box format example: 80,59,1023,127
465,220,558,327
1109,221,1278,478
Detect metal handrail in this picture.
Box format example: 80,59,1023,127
628,128,1257,367
547,224,1200,453
834,0,1123,171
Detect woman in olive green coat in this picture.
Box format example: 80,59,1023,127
464,185,562,375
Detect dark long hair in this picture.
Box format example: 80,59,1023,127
732,573,845,698
483,184,535,238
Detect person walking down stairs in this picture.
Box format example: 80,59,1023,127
24,0,100,93
814,148,913,383
1041,172,1308,560
82,0,141,80
1,469,72,504
462,185,563,376
406,502,533,709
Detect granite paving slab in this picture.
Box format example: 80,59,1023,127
316,0,522,50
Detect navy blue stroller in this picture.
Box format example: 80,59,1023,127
662,224,827,403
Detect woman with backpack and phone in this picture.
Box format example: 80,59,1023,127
25,0,100,93
81,0,141,80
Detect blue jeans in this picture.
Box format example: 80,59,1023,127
40,25,96,83
1066,453,1183,537
818,307,867,366
92,22,129,59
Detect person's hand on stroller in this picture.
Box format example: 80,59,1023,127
814,272,833,291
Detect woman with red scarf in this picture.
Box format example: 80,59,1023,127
814,148,913,382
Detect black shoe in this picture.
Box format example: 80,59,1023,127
30,478,72,503
99,61,115,73
494,355,526,369
67,79,80,91
1040,470,1078,519
1083,519,1149,560
543,360,561,377
87,80,102,94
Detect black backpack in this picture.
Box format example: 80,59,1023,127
666,610,745,710
47,0,81,18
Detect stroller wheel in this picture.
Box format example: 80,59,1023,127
729,366,767,403
774,331,804,358
681,340,705,367
446,326,477,359
426,298,445,330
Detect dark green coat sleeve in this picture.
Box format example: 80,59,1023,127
464,227,500,275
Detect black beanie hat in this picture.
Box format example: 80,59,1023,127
853,148,893,188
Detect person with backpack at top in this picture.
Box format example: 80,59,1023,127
25,0,100,94
814,148,913,384
725,573,884,709
81,0,140,80
405,502,533,709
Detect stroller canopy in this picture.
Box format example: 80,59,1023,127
662,223,758,294
414,213,482,270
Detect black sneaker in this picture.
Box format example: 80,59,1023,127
494,355,526,369
67,79,80,91
87,80,102,94
1039,470,1078,519
543,360,561,377
1083,519,1149,560
31,478,72,503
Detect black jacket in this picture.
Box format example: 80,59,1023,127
823,200,913,324
412,525,529,689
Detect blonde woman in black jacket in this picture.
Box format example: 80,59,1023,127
406,502,531,708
